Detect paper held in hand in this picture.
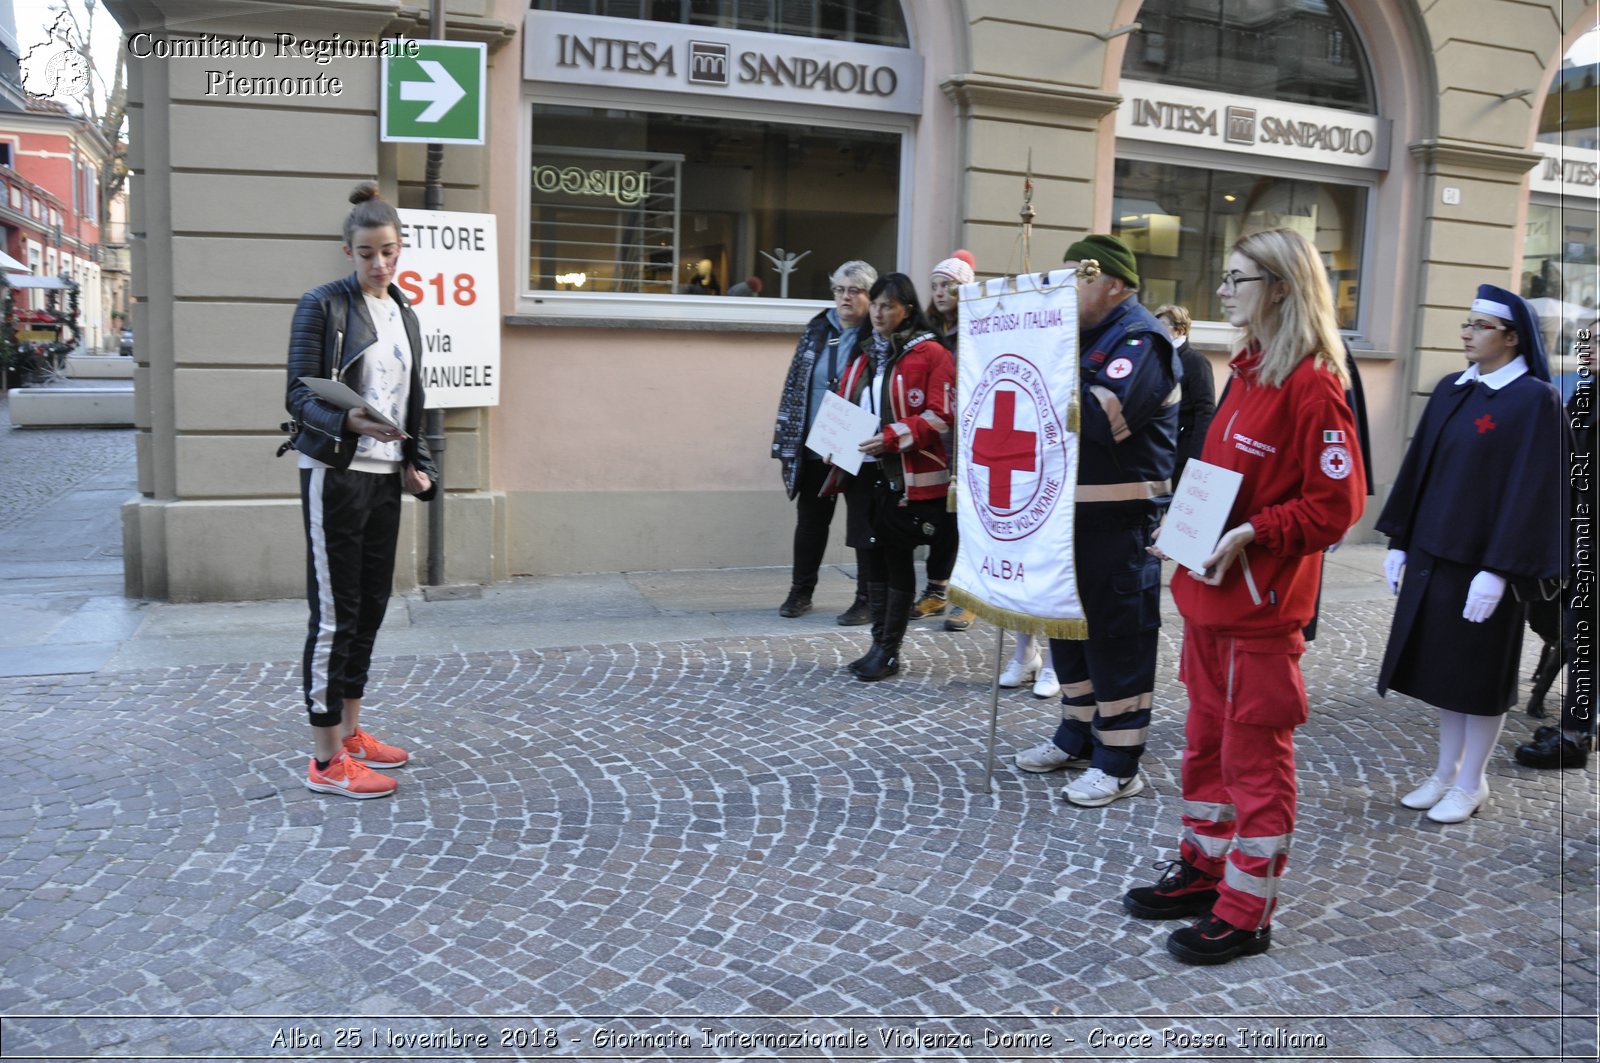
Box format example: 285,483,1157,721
805,390,882,476
298,377,408,438
1158,459,1245,575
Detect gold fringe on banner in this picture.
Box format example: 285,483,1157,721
1067,399,1079,434
946,483,958,513
949,587,1089,641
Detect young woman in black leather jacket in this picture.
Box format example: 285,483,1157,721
285,181,437,799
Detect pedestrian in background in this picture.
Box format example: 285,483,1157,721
1012,235,1178,807
833,273,955,681
284,181,438,799
911,250,980,634
1129,227,1365,965
1155,304,1214,486
771,260,877,625
1378,284,1566,821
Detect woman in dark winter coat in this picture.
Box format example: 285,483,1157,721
1378,284,1566,823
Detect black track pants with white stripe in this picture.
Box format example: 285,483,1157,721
300,466,402,726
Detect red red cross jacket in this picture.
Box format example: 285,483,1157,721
1172,345,1366,636
823,329,955,502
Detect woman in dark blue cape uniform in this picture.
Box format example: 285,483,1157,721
1377,284,1566,823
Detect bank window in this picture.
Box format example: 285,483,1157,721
1112,159,1367,329
1125,0,1373,114
533,0,908,47
529,105,900,299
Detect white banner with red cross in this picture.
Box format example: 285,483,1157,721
948,270,1087,639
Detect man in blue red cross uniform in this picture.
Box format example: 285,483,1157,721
1012,234,1181,808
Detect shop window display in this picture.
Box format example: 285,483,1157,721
529,105,900,298
1112,159,1367,329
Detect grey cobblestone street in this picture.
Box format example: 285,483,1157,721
0,403,1595,1061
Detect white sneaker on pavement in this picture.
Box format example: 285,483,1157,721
1013,740,1088,773
1032,663,1061,699
1063,768,1144,807
998,648,1042,688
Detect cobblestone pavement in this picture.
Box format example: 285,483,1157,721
1,597,1595,1061
0,395,133,532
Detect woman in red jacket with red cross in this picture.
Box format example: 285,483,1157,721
826,273,955,682
1130,228,1366,966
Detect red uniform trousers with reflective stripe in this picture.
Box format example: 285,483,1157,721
1175,621,1306,931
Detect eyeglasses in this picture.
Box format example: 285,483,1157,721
1461,320,1510,332
831,286,867,298
1218,272,1267,293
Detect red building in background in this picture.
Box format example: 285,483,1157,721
0,97,114,350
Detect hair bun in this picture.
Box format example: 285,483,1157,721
349,180,383,205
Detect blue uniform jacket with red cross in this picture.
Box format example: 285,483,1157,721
1077,296,1181,507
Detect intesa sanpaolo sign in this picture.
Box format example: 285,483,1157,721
524,9,923,115
1117,79,1390,170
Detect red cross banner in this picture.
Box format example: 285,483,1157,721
948,271,1087,639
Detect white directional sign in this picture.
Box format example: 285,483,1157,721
396,208,501,409
382,41,485,144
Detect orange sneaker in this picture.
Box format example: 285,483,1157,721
305,751,397,799
342,727,409,768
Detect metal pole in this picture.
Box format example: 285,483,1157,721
424,0,446,586
984,626,1005,794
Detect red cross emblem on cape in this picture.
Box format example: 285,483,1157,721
1475,413,1497,434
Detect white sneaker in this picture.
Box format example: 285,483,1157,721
1400,775,1451,810
1063,768,1144,807
1013,740,1088,773
1032,664,1061,699
998,648,1042,688
1426,782,1490,823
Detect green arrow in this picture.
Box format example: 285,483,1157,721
401,59,465,123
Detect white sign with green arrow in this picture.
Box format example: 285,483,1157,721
382,41,486,144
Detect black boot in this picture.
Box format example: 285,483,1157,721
1514,729,1592,770
848,583,888,674
836,586,871,626
779,584,813,618
856,588,912,681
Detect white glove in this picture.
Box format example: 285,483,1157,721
1384,549,1406,595
1463,570,1506,623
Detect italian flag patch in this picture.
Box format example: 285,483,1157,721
1322,430,1346,443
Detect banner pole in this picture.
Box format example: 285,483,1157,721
985,626,1005,794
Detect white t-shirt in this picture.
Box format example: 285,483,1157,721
302,293,412,473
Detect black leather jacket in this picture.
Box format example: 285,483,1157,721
284,273,438,500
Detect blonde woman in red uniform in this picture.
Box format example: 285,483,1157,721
1129,228,1365,965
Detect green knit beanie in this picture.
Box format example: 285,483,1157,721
1063,234,1139,288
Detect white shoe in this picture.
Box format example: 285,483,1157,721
998,648,1042,688
1400,775,1452,810
1013,740,1088,773
1426,782,1490,823
1063,768,1145,807
1032,664,1061,699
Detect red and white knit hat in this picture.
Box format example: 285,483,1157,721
931,249,976,286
